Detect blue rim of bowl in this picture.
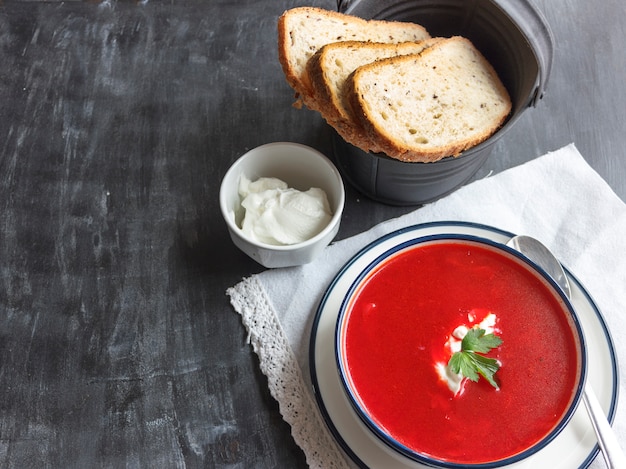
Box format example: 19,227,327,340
309,221,618,469
333,233,587,467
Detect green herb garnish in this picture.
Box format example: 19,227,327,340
448,328,503,389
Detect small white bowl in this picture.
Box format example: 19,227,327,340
219,142,345,268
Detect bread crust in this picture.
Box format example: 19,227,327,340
277,7,430,111
306,41,382,150
347,37,512,162
277,10,510,163
307,38,442,153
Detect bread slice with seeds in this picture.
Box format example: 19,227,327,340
306,38,442,149
277,7,430,109
347,36,512,162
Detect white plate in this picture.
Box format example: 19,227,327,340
310,221,618,469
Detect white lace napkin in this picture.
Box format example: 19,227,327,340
227,144,626,469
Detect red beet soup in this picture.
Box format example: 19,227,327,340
339,238,584,465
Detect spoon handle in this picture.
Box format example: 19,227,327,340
583,386,626,468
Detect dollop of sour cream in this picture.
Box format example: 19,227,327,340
435,311,499,396
238,176,332,246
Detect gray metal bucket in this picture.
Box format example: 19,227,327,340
332,0,554,205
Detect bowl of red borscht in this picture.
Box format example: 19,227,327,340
336,234,586,467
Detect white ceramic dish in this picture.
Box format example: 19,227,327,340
219,142,345,268
310,221,618,469
334,234,586,467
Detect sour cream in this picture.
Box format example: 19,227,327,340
435,311,499,396
238,176,332,246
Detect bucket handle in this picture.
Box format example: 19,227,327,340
495,0,554,106
337,0,554,107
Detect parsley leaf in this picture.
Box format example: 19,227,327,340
448,328,502,389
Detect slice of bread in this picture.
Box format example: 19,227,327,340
307,38,442,150
277,7,430,109
347,36,512,162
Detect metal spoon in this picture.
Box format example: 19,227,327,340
507,235,626,468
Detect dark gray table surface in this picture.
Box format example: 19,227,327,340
0,0,624,467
